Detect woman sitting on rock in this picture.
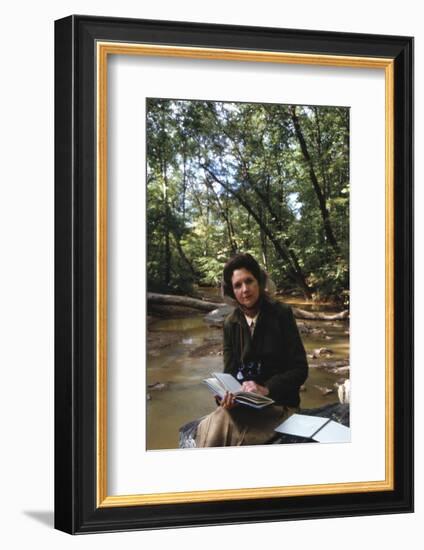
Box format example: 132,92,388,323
196,253,308,447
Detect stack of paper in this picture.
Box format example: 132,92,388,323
275,413,351,443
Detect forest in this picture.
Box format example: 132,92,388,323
146,98,349,303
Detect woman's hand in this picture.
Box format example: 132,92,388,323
217,391,237,409
241,381,270,396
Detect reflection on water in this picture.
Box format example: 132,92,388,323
147,297,349,450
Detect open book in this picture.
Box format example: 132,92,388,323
274,413,351,443
203,372,274,409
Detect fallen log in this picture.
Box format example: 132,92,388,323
309,360,349,369
147,292,224,312
147,292,349,322
292,307,349,321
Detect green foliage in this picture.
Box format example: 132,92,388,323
146,99,350,301
308,258,349,305
195,256,225,286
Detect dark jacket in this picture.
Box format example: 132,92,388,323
223,298,308,407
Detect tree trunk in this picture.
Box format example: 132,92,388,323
204,177,238,253
204,105,311,296
290,106,340,254
148,292,348,321
171,233,200,280
148,292,223,311
201,163,313,299
161,105,171,286
292,307,349,320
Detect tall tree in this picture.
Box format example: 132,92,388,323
146,98,350,301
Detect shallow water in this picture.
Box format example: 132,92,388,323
146,299,349,450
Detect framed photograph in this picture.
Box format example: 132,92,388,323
54,15,413,533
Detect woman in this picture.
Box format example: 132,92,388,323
196,253,308,447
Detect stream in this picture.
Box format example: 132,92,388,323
146,294,349,450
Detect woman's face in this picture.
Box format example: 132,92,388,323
231,268,260,310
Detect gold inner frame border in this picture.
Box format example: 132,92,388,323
96,42,395,508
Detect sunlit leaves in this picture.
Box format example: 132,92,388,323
146,98,349,301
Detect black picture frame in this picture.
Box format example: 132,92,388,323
54,14,414,534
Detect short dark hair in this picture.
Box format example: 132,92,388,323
222,253,265,299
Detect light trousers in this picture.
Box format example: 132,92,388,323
195,404,296,447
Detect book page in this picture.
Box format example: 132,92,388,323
213,372,242,394
203,378,225,398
